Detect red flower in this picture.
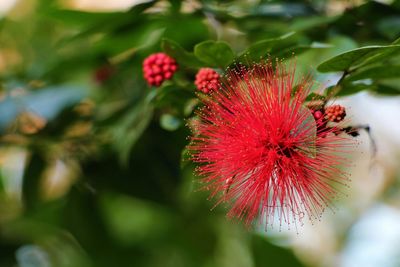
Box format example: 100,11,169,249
189,62,351,229
143,53,178,87
195,68,220,93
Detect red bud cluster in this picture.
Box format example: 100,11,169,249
143,53,178,87
325,104,346,123
195,68,220,93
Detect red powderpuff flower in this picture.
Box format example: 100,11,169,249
143,53,178,87
195,68,221,93
189,62,352,229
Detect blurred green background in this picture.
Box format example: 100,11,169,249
1,0,400,266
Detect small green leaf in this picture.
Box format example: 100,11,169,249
180,147,191,169
306,92,326,102
160,114,181,131
184,98,200,116
347,65,400,81
317,45,400,73
194,41,234,68
161,38,203,67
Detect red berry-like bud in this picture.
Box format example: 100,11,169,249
325,105,346,123
195,68,220,94
143,53,178,87
313,110,323,120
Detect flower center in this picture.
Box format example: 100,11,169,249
276,143,293,158
264,140,295,158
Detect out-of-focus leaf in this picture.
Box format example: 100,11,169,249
194,41,234,68
43,9,122,27
161,39,203,68
373,78,400,94
317,45,400,72
290,15,339,31
160,114,181,131
180,147,191,169
99,193,172,245
240,32,296,60
151,85,196,114
183,98,199,116
162,15,210,49
54,2,156,42
274,42,331,59
377,17,400,40
111,98,154,165
306,92,327,102
375,84,400,95
251,234,305,267
22,153,46,210
203,2,313,18
327,83,376,96
347,65,400,81
94,25,164,56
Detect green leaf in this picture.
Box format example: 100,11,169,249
347,65,400,81
180,147,192,169
240,32,296,60
317,45,400,73
328,83,376,96
55,3,155,43
112,98,154,165
160,114,181,131
151,85,195,115
290,15,339,31
94,25,164,56
306,92,326,102
183,98,200,116
274,42,331,59
375,84,400,95
251,234,305,267
377,17,400,40
22,153,47,210
99,193,172,244
194,41,234,68
373,79,400,95
161,38,203,67
44,9,122,27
